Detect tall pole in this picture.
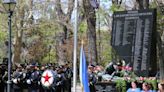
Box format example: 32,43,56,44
73,0,78,91
7,11,12,92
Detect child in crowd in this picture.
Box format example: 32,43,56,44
127,81,141,92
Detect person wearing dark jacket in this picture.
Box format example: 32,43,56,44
88,65,97,92
12,65,24,92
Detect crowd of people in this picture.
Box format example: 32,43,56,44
127,81,164,92
0,62,73,92
102,61,164,92
0,58,164,92
0,60,101,92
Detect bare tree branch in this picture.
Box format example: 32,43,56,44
67,0,75,20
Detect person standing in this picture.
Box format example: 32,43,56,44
24,65,32,92
63,63,72,92
29,65,40,92
88,65,97,92
12,65,23,92
0,64,6,92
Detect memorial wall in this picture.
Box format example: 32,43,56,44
111,9,156,76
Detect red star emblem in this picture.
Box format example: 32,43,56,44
43,72,51,83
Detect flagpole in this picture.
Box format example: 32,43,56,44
79,40,90,92
73,0,78,91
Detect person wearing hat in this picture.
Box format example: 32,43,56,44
2,64,7,92
23,65,32,92
63,63,72,92
88,65,97,92
56,66,66,92
29,64,40,92
12,64,24,92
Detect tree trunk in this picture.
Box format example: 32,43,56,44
54,0,74,65
83,0,98,65
13,0,33,65
56,33,66,65
156,0,164,15
156,0,164,82
112,0,122,5
157,32,164,81
97,10,102,64
136,0,149,9
13,32,22,65
13,0,25,65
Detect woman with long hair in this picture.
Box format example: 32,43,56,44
127,81,141,92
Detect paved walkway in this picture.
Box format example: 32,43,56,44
71,84,82,92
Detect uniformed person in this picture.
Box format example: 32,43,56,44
63,63,72,92
39,65,46,92
24,65,32,92
88,65,97,92
0,64,6,92
2,62,8,92
29,65,40,92
12,65,23,92
56,66,66,92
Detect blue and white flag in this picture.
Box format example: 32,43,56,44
79,45,90,92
